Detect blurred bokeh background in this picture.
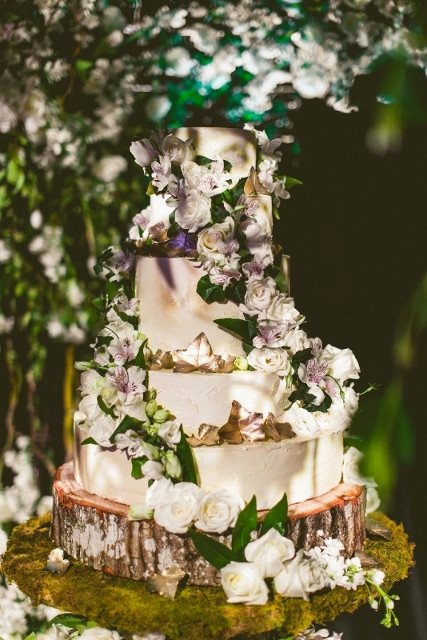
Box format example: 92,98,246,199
1,1,426,638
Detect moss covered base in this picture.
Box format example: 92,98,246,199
1,513,414,640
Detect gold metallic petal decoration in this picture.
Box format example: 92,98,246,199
264,413,295,441
199,355,223,373
148,222,169,244
355,551,383,568
365,517,392,541
150,349,174,370
173,333,213,372
244,168,270,196
145,565,188,599
238,407,266,442
218,400,244,444
187,423,221,447
218,400,265,444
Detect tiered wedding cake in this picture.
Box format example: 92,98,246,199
52,127,376,603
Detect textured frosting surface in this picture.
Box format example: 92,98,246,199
149,369,285,436
136,257,246,355
74,425,344,510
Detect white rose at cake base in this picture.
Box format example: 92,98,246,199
51,126,400,627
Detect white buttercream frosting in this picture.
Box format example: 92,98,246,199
74,425,343,510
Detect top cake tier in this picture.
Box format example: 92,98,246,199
173,127,257,179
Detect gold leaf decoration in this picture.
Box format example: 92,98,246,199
148,222,169,244
218,400,265,444
146,565,187,599
150,349,174,370
173,333,213,372
244,168,270,196
264,413,295,441
355,551,382,568
365,517,392,541
187,423,220,447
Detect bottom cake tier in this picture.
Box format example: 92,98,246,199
51,461,365,586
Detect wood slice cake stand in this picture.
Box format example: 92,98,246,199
51,462,366,586
2,508,414,640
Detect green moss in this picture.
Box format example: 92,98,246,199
1,512,414,640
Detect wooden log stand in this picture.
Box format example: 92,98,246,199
51,461,365,586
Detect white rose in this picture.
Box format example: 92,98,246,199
161,134,194,164
153,482,202,533
262,294,302,325
79,628,121,640
197,216,235,263
130,139,157,167
243,276,277,314
195,489,244,534
365,486,381,514
284,404,321,437
175,190,211,232
342,446,377,490
321,345,360,383
221,561,269,605
244,528,296,578
247,346,290,376
342,385,359,416
314,401,352,434
274,549,327,600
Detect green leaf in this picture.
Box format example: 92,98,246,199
196,274,226,303
47,613,97,632
133,338,148,368
97,395,117,418
274,272,288,294
176,427,198,484
231,495,257,559
131,457,147,479
214,317,257,344
291,348,313,365
110,415,143,442
81,437,97,445
285,176,303,189
260,493,288,537
188,528,235,569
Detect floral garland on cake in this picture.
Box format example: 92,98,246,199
73,128,397,623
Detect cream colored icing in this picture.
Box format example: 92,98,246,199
74,424,344,510
149,369,285,436
136,256,247,356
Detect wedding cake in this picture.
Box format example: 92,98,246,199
52,126,379,605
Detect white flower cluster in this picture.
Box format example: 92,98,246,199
0,436,42,527
75,291,184,481
220,528,385,607
130,477,244,535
